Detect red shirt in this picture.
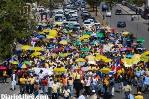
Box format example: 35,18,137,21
41,79,48,86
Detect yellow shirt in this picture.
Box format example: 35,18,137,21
20,77,26,85
135,95,144,99
76,74,81,79
3,71,7,76
29,77,35,85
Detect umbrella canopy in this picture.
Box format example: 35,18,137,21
21,45,32,51
19,64,27,69
47,35,55,39
83,31,92,35
52,48,63,53
49,29,58,37
10,61,19,65
100,68,111,74
59,40,68,45
122,58,134,67
126,54,133,58
36,35,46,39
43,29,50,33
32,47,44,51
31,52,41,57
81,48,90,52
96,32,104,38
132,54,141,64
74,41,82,46
54,22,63,26
123,32,129,35
0,66,7,71
140,51,149,62
23,61,32,66
53,67,66,72
79,35,91,40
59,53,70,57
137,38,145,43
76,58,86,62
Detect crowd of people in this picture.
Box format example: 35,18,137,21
0,17,149,99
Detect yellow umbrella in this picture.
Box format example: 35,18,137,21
21,64,27,69
38,31,45,34
123,32,129,35
11,61,19,65
86,55,95,60
21,45,32,50
54,22,63,25
95,54,107,61
31,52,41,57
43,29,50,33
76,58,86,62
53,67,66,72
49,29,58,37
47,35,55,39
39,56,45,60
50,53,58,58
132,54,140,64
59,40,68,45
104,58,112,63
79,35,91,40
143,51,149,55
122,58,134,67
32,47,44,51
100,68,111,74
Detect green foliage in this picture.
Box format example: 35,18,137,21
0,0,34,60
128,0,145,6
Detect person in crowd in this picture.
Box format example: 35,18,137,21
19,75,26,94
2,70,8,83
34,82,40,97
135,92,144,99
48,77,53,97
63,86,70,99
123,83,132,99
52,81,58,99
11,71,17,91
89,90,97,99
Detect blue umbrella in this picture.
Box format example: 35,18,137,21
36,35,45,39
126,54,133,58
18,63,23,68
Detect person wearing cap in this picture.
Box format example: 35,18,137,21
89,90,97,99
135,92,144,99
48,77,53,97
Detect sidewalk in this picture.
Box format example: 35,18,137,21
117,4,136,14
87,4,108,27
117,4,145,22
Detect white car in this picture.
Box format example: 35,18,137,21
106,11,112,17
83,20,94,30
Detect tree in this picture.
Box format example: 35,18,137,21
0,0,35,61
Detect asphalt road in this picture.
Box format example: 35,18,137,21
100,4,149,49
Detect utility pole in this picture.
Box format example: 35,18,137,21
49,0,52,18
95,0,98,16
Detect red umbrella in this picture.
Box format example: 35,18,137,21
0,66,7,71
52,47,63,53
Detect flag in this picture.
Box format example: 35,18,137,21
112,59,121,72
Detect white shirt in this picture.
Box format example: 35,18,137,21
48,80,53,87
78,95,86,99
12,74,16,81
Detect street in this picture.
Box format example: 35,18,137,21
101,4,149,49
0,1,149,99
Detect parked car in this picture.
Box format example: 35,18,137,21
117,21,126,28
83,20,94,30
106,11,112,17
115,9,122,15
